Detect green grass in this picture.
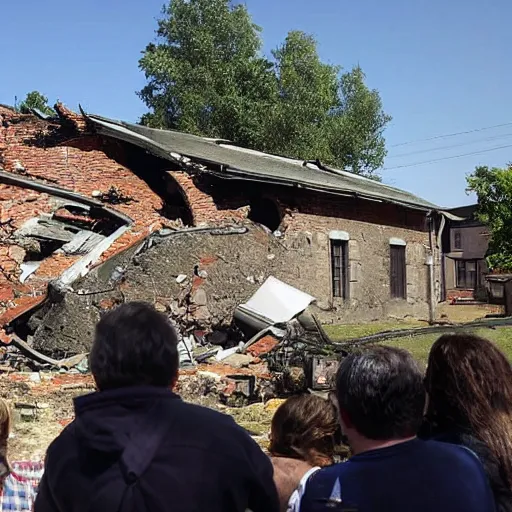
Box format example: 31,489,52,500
325,322,512,367
323,320,424,342
382,327,512,367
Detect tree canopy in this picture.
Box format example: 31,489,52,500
18,91,55,116
139,0,391,177
467,165,512,272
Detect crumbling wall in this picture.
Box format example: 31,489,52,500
167,171,248,226
28,225,317,355
0,108,192,327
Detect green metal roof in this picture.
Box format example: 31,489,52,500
85,113,439,211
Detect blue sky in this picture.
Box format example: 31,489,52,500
1,0,511,207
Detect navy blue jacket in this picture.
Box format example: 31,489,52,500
34,386,279,512
300,438,496,512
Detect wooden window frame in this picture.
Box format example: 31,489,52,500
331,239,349,300
456,259,477,289
390,244,407,299
453,230,462,250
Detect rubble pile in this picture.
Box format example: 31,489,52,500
0,227,346,414
0,222,348,458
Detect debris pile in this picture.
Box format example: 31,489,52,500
0,222,350,420
1,270,344,406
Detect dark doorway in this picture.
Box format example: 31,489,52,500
248,198,282,232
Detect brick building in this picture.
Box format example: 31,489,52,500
0,104,447,348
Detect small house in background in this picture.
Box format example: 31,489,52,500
441,204,490,302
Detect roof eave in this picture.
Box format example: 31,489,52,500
84,112,439,213
209,167,434,212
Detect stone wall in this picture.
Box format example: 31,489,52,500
276,192,432,323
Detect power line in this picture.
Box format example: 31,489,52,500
390,122,512,148
387,132,512,159
383,143,512,170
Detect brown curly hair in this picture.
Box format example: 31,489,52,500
425,333,512,488
269,394,339,467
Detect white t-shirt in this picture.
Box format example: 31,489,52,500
286,466,320,512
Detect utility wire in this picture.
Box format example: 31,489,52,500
384,143,512,170
391,122,512,148
387,132,512,159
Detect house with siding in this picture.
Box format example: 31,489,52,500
441,204,490,301
0,104,450,348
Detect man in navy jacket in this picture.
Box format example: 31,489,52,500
35,302,279,512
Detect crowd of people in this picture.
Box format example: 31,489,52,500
0,301,510,511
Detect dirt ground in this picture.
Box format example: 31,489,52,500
437,302,503,323
2,371,282,461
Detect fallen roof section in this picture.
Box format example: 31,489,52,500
0,170,133,226
0,169,134,329
85,112,440,211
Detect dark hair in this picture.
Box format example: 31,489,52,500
425,333,512,487
269,394,339,467
90,302,179,391
336,346,425,440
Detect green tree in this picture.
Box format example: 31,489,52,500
139,1,391,177
138,0,276,148
18,91,55,116
265,31,340,164
267,32,391,176
330,66,391,176
467,165,512,271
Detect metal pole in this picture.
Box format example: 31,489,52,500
427,216,436,324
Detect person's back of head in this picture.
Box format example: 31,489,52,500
269,394,339,467
89,301,179,391
425,333,512,489
336,346,425,450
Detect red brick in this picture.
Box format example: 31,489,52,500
0,288,14,302
246,335,279,357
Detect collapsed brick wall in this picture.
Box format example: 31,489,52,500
167,171,248,226
0,107,256,330
0,109,192,326
1,105,439,336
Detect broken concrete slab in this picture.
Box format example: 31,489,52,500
26,225,307,356
222,353,254,369
237,276,316,327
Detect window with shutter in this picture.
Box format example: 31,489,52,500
331,240,349,299
390,245,406,299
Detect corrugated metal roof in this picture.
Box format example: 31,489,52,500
86,113,439,211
